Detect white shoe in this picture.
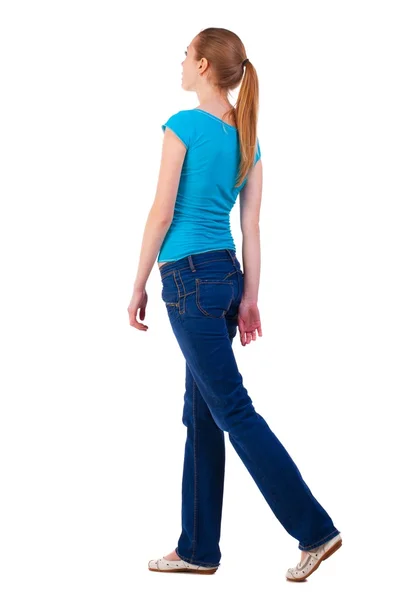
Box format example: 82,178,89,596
148,555,218,574
286,533,342,582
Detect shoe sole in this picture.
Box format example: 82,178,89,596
148,566,218,574
286,538,342,582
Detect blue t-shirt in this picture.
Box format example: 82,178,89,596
158,108,261,262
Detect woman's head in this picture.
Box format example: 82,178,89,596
182,28,259,188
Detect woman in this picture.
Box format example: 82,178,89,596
127,27,342,582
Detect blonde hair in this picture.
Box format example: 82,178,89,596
193,27,260,188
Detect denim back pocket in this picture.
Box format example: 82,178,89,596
195,279,234,318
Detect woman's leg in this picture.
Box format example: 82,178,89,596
160,251,340,566
162,256,339,565
175,361,226,568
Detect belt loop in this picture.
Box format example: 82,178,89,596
188,255,196,272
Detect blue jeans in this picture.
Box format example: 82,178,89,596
159,249,340,568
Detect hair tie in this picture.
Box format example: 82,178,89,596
242,58,249,67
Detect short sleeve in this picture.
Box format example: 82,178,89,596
253,138,261,166
161,111,190,149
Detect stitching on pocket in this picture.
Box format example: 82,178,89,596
195,279,234,319
223,269,238,280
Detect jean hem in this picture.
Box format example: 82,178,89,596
175,547,220,568
298,528,341,551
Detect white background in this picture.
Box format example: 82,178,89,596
1,1,398,598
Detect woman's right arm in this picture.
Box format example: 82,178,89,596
238,159,263,345
239,159,263,303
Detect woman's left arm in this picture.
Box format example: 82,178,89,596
128,129,187,330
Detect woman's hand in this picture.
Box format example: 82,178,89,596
127,288,149,331
237,300,262,346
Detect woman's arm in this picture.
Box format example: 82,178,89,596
239,159,263,302
128,128,187,330
241,226,261,303
133,211,172,292
237,159,263,345
133,129,187,292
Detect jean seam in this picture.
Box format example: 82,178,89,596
161,270,175,281
223,269,238,280
179,270,187,296
299,528,340,550
197,280,234,285
172,270,183,314
190,377,198,563
237,268,242,302
176,270,186,314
